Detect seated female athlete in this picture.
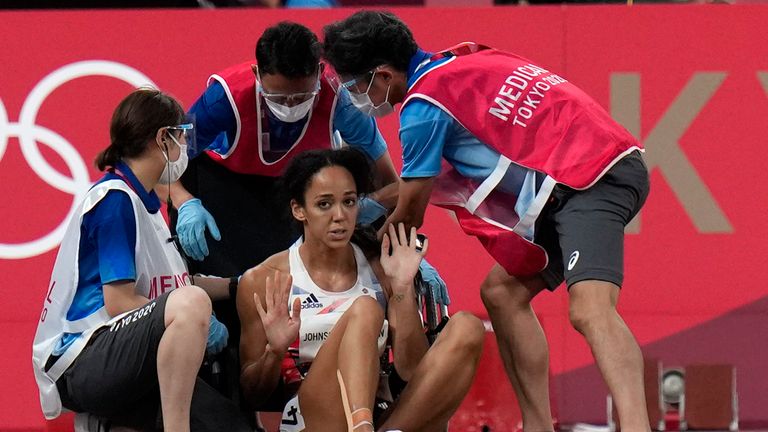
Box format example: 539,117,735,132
237,148,484,432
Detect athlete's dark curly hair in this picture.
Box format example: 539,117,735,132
323,11,418,77
281,148,374,208
256,21,321,78
280,148,381,258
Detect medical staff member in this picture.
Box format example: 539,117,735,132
323,11,651,432
165,21,398,275
164,22,448,368
32,89,249,431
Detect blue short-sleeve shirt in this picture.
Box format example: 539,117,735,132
53,161,160,355
188,80,387,162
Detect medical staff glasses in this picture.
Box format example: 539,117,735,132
260,88,320,106
258,67,322,106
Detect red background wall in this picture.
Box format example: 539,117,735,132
1,5,767,430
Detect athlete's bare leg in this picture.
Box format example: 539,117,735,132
480,264,553,432
569,280,650,432
378,311,484,432
299,296,384,432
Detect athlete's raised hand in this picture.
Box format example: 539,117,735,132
380,223,428,290
253,270,301,354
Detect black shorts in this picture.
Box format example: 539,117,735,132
55,291,251,431
535,151,650,290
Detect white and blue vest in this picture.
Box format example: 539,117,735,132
32,180,188,419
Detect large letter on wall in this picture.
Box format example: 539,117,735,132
611,72,733,234
758,71,768,97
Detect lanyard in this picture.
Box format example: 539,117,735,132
109,167,139,194
109,166,192,277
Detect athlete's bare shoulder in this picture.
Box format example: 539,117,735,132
241,250,290,287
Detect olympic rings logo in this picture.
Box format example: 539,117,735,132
0,60,156,260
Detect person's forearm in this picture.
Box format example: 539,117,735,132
240,347,288,408
155,181,194,209
383,205,424,235
388,283,429,381
369,182,399,210
379,177,434,236
192,276,230,301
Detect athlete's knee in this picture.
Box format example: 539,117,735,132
450,312,485,352
440,312,485,358
347,296,384,327
166,285,212,327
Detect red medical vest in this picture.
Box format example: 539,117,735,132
205,62,337,176
403,44,642,276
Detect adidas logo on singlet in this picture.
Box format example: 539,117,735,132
301,293,323,309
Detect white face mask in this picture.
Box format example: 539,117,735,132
157,133,188,185
348,71,395,118
264,95,315,123
258,66,321,123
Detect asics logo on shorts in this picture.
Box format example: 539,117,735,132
301,293,323,309
567,250,580,271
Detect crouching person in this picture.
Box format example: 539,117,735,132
32,89,251,432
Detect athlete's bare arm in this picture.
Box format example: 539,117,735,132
374,224,429,380
237,252,292,409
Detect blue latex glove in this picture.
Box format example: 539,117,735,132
419,259,451,306
177,198,221,261
207,315,229,355
357,196,387,225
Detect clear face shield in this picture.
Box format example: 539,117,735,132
157,119,196,187
165,114,197,158
327,68,393,117
327,70,373,100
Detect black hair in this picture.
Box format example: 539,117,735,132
256,21,322,79
95,88,184,171
281,148,381,258
323,10,418,77
281,147,374,207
